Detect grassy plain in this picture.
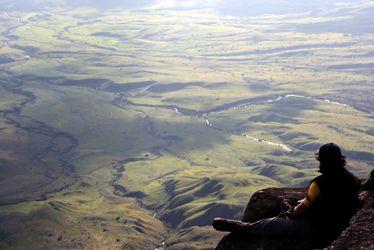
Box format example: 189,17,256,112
0,2,373,249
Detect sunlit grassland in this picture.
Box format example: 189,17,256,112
20,85,167,173
117,152,281,205
5,11,372,135
205,93,374,178
0,87,25,109
7,9,373,90
6,12,373,122
0,167,167,249
0,5,373,249
117,152,281,228
20,82,287,172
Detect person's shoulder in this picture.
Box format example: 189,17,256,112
310,174,325,186
311,174,324,182
343,168,362,187
342,168,358,179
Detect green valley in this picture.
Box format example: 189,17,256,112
0,1,373,249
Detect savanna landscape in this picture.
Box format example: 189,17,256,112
0,0,373,249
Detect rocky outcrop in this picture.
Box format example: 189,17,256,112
216,170,374,250
330,170,374,249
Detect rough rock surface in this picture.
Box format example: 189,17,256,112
330,170,374,249
216,170,374,250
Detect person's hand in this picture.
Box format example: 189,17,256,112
278,197,292,212
293,201,308,216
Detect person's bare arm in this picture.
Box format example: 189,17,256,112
293,181,320,215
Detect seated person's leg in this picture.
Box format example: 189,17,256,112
213,216,315,237
247,216,314,236
213,218,249,232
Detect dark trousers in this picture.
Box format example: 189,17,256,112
246,215,321,238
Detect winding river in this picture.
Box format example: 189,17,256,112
112,90,358,152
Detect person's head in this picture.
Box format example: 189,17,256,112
315,143,346,174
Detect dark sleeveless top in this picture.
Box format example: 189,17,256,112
306,168,361,237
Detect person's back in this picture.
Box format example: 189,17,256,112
306,167,361,238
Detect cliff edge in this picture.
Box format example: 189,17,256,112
216,170,374,250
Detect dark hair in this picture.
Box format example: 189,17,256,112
315,143,347,174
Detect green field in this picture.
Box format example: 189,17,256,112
0,1,373,249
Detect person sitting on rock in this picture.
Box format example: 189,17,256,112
213,143,362,242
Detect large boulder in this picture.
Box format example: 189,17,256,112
216,170,374,250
